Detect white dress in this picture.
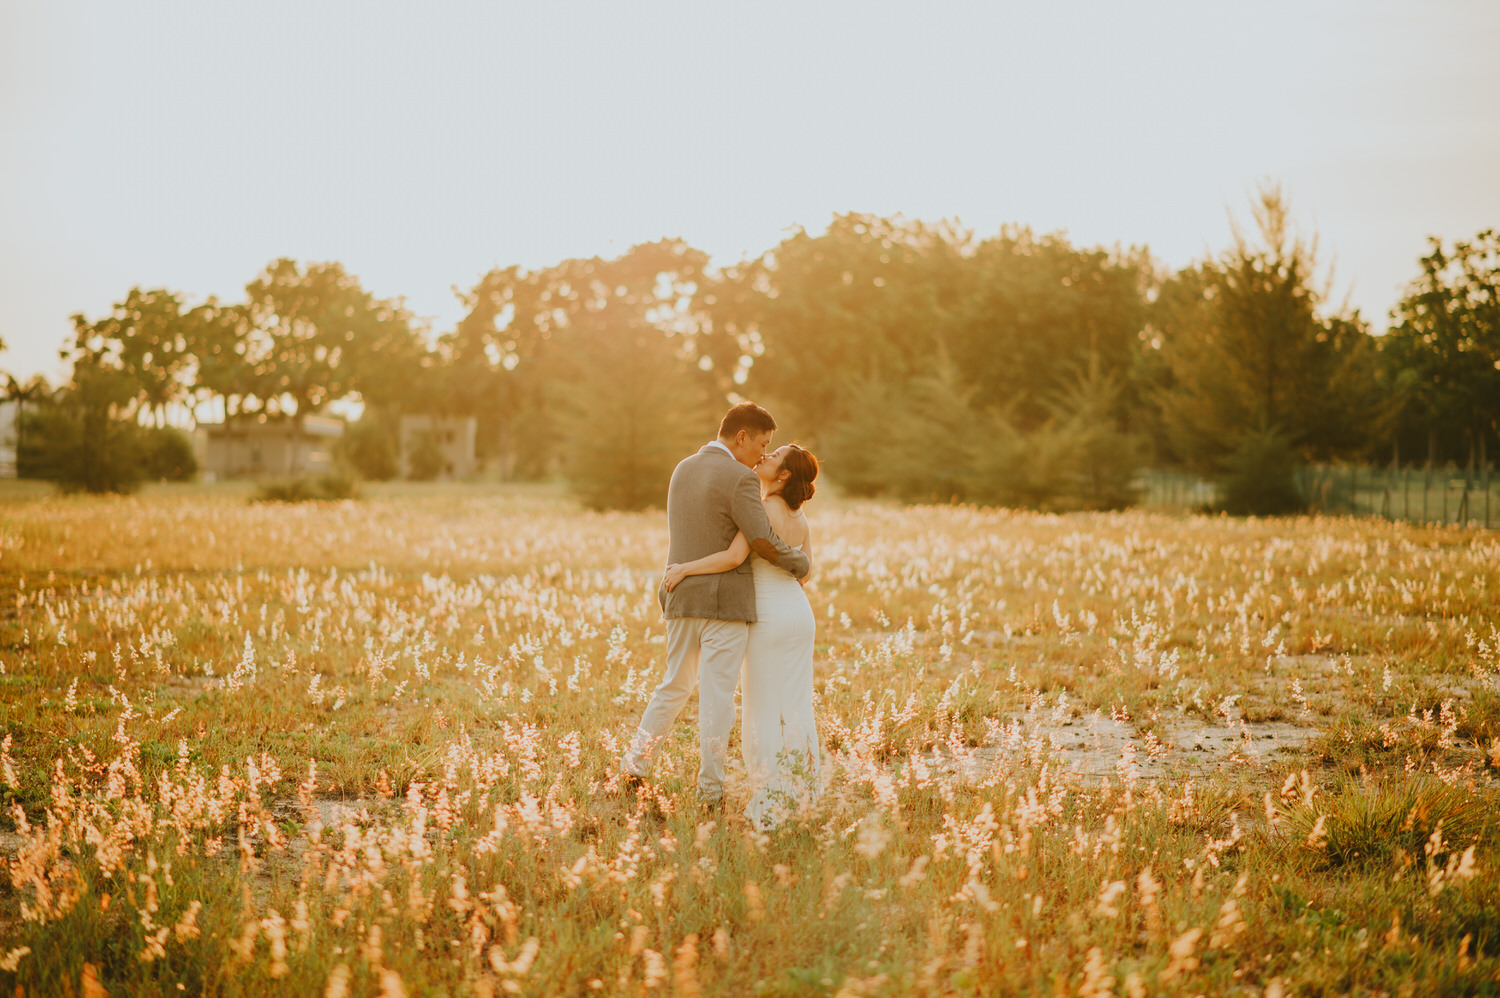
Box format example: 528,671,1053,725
741,549,821,828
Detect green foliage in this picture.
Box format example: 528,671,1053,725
704,215,1148,448
18,343,145,494
253,469,360,502
338,415,400,481
1150,185,1382,477
1218,424,1306,515
405,430,447,481
139,426,198,482
823,362,992,502
34,207,1493,510
556,326,710,511
1384,229,1500,459
80,287,194,425
824,359,1143,510
1276,775,1495,870
245,259,422,422
19,400,144,494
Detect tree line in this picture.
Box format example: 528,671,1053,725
5,185,1497,513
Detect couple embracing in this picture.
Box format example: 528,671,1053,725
621,401,822,829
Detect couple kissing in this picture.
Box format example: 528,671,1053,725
621,401,822,829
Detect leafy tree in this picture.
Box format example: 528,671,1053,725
951,229,1149,432
23,327,147,493
546,242,715,508
705,214,971,443
244,259,418,426
446,240,714,492
103,288,193,426
555,323,709,510
1151,186,1381,510
823,356,1142,510
183,299,266,424
1383,229,1500,468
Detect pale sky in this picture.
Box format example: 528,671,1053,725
3,0,1498,384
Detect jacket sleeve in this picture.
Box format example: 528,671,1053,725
728,471,811,579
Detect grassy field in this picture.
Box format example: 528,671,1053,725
1,481,1497,996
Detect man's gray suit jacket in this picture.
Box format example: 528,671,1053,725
658,443,811,622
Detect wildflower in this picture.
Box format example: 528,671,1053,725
1304,815,1328,851
361,924,384,968
673,934,701,998
1095,880,1126,918
81,963,106,998
0,947,30,972
378,969,407,998
744,881,765,921
227,917,260,962
324,962,352,998
1078,947,1114,998
1136,866,1162,937
1,734,15,788
961,923,983,967
642,948,668,989
1209,895,1247,948
262,909,289,977
898,856,929,888
174,901,202,943
854,813,889,859
1158,927,1203,983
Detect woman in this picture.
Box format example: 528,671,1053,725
662,443,821,828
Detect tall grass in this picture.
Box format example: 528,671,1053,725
0,486,1496,994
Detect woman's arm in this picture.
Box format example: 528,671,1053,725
797,520,814,585
663,532,750,592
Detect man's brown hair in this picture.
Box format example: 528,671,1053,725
717,401,777,441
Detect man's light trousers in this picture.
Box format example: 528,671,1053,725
622,616,749,801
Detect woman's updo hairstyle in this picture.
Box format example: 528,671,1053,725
779,444,819,511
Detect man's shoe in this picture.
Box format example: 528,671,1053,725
700,797,726,817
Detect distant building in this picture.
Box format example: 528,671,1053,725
0,401,16,478
198,414,344,479
399,415,477,479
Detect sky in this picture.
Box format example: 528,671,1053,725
2,0,1498,384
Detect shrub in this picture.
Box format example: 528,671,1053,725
823,362,1144,510
339,416,399,481
555,329,710,511
140,426,198,481
1218,424,1305,515
1275,774,1495,870
254,469,360,502
405,430,447,481
19,400,145,494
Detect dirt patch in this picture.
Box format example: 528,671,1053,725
921,711,1320,784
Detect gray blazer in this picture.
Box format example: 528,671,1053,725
659,443,812,621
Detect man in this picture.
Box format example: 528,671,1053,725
621,401,811,807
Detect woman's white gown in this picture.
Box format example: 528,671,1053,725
741,550,821,828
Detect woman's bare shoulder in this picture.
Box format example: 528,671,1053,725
762,494,791,527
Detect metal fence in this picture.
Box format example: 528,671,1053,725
1136,466,1498,529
